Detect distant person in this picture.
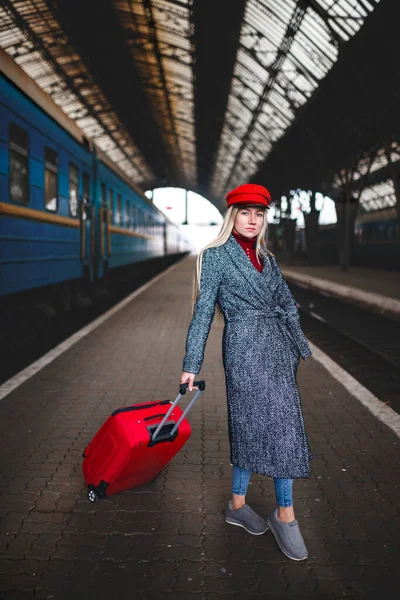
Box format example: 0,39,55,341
180,184,313,561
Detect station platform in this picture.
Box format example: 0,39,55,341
280,263,400,320
0,256,400,599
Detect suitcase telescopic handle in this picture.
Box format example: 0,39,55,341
179,380,205,395
151,381,205,442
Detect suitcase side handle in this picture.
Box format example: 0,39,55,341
151,382,205,442
144,413,169,422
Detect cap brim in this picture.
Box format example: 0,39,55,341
237,203,269,209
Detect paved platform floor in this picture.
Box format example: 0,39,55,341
280,263,400,320
280,263,400,300
0,256,399,599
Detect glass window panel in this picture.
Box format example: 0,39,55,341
256,0,295,24
328,19,351,41
280,57,315,95
101,182,106,205
285,50,320,86
290,39,328,80
298,26,337,67
69,163,79,217
157,29,190,50
83,173,91,202
242,19,283,52
116,194,122,225
237,48,268,82
301,12,338,62
9,122,29,205
123,198,129,227
44,147,58,212
235,63,265,90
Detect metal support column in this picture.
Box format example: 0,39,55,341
183,189,189,225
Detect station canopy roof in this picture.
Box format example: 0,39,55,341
0,0,388,211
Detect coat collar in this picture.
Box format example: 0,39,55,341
223,235,278,301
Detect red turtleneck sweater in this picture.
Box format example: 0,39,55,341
232,230,263,273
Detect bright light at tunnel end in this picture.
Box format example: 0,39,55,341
146,187,224,252
145,187,337,252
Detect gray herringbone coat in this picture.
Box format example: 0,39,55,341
183,235,313,478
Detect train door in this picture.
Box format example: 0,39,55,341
80,171,94,280
99,184,110,275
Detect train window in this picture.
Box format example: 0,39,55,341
44,147,58,211
116,194,122,225
101,183,106,205
123,199,129,227
83,173,91,202
69,163,79,217
131,204,136,229
9,122,29,205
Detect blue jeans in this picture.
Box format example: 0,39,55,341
232,465,293,507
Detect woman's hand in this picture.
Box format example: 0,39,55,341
180,372,196,392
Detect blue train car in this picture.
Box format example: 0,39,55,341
0,64,89,296
317,207,400,268
354,208,400,263
95,154,166,276
0,50,190,314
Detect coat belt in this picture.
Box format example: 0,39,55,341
224,307,300,353
224,307,287,322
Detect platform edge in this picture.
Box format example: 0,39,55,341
309,342,400,439
281,269,400,320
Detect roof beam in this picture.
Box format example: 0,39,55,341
192,0,247,196
141,0,182,180
45,0,177,185
222,0,308,192
2,0,147,177
251,0,399,199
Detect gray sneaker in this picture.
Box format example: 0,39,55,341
225,501,268,535
267,508,308,561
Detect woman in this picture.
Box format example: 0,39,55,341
180,184,312,562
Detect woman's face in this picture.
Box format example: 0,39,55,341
233,206,265,239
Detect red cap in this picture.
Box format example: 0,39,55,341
226,184,272,209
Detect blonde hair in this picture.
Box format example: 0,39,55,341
193,205,272,304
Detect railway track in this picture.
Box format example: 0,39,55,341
291,283,400,415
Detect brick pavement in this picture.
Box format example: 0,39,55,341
279,264,400,300
0,256,399,599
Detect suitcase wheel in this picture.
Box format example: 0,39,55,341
88,485,100,503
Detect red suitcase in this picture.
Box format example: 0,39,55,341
82,381,205,502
